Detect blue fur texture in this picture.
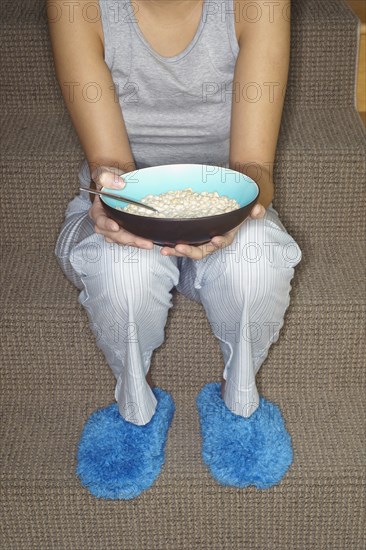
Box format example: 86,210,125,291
76,387,175,499
196,382,293,489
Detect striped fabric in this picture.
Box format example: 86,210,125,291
55,194,302,425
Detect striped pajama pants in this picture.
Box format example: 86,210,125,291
55,193,302,426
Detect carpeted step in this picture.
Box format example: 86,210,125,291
1,1,365,548
1,388,365,549
1,107,365,247
0,0,360,114
1,246,364,396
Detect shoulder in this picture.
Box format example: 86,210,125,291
232,0,248,47
45,0,104,50
94,1,105,48
234,0,291,46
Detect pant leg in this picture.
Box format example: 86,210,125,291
54,194,95,289
176,203,302,419
55,194,180,426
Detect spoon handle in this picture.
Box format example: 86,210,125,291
79,186,158,213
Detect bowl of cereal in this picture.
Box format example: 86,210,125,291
100,164,259,246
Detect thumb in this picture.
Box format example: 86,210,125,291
250,203,266,219
91,165,126,190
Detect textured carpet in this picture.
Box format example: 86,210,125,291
1,0,365,548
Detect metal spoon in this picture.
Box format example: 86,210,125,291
79,186,159,213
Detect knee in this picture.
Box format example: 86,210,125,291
222,214,302,273
215,215,302,306
69,234,179,316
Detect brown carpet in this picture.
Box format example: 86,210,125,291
1,0,365,548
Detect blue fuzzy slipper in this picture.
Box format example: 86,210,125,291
76,387,175,499
196,382,293,489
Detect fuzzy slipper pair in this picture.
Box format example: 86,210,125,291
76,382,293,499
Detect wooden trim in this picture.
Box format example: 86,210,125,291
347,0,366,123
347,0,366,27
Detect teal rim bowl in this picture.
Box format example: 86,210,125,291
100,164,260,247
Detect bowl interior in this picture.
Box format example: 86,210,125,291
100,164,259,216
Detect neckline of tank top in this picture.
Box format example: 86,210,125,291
128,0,209,63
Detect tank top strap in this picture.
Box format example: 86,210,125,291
97,0,134,75
222,0,241,58
201,0,240,71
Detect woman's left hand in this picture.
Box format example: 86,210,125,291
160,202,266,259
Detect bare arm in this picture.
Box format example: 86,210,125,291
47,1,154,248
163,1,290,259
229,0,291,209
47,0,135,178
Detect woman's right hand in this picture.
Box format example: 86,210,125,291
88,165,154,249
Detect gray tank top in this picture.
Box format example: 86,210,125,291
78,0,240,186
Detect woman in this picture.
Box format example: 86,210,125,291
48,0,301,499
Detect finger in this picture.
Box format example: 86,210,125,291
250,204,266,219
174,243,217,260
114,229,154,249
211,235,230,249
90,196,120,232
174,244,195,257
210,232,236,249
92,165,126,190
95,212,120,232
210,236,226,247
89,196,154,248
160,246,187,257
97,225,154,249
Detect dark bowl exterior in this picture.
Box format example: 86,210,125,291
101,196,258,246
